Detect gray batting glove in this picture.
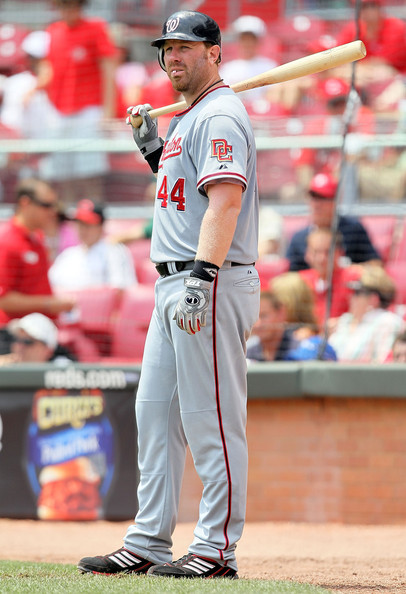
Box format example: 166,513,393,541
126,104,163,157
173,277,212,335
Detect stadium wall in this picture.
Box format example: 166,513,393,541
0,363,405,524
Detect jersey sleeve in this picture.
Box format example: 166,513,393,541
192,114,249,196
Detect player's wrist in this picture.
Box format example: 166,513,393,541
144,141,164,173
190,260,219,283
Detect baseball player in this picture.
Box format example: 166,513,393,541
78,10,260,579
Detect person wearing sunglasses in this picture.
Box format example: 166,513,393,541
0,312,75,365
0,177,76,335
328,265,404,363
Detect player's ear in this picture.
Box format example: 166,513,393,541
208,44,221,66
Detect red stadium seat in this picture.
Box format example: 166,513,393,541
385,262,406,305
268,15,327,62
104,285,155,363
128,238,152,266
255,258,290,288
389,218,406,264
136,258,159,285
56,286,122,358
360,216,397,264
282,215,307,241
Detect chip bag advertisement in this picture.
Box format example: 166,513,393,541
26,388,114,520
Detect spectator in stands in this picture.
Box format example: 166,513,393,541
0,312,76,366
220,16,277,103
246,290,294,362
43,202,79,263
299,227,358,325
286,172,381,271
271,271,318,327
337,0,406,77
329,265,404,363
49,199,136,290
336,0,406,112
285,326,337,362
0,178,76,329
109,22,149,120
0,30,54,139
36,0,118,202
258,205,284,260
247,274,336,362
290,77,376,200
389,330,406,363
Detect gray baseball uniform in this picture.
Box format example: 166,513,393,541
124,85,260,571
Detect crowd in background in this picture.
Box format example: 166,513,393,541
0,0,406,365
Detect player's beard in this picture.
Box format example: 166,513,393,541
168,51,211,98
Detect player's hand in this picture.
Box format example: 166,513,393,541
126,104,163,157
173,277,212,335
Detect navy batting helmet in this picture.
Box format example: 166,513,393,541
151,10,221,71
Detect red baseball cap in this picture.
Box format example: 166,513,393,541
309,173,338,199
73,199,105,225
319,77,350,101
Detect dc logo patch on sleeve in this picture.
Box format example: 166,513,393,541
211,139,233,162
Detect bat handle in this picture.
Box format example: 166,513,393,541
130,100,188,128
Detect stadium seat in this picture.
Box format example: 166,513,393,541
127,238,152,266
389,218,406,263
136,258,159,285
360,216,397,264
385,262,406,305
255,257,290,288
267,15,327,62
282,215,307,241
56,286,122,358
104,285,155,363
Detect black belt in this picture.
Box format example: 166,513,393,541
155,261,254,278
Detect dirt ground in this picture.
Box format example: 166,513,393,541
1,519,406,593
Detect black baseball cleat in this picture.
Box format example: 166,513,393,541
147,553,238,579
78,547,155,575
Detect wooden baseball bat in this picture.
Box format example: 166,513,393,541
130,40,366,128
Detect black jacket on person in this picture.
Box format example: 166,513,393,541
286,215,381,272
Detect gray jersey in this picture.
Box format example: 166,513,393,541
150,86,259,264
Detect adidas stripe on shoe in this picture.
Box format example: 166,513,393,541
78,547,154,575
147,553,238,579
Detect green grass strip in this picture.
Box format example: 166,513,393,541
0,560,332,593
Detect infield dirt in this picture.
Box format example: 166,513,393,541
1,519,406,593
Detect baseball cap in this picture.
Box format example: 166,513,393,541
309,172,338,200
286,336,337,361
73,199,105,225
307,34,337,54
21,31,50,59
319,77,350,101
232,15,267,38
8,313,58,350
347,266,396,306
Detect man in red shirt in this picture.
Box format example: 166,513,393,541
337,0,406,75
299,227,360,327
37,0,118,202
0,178,76,327
336,0,406,113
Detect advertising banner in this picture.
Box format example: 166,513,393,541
0,365,140,520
